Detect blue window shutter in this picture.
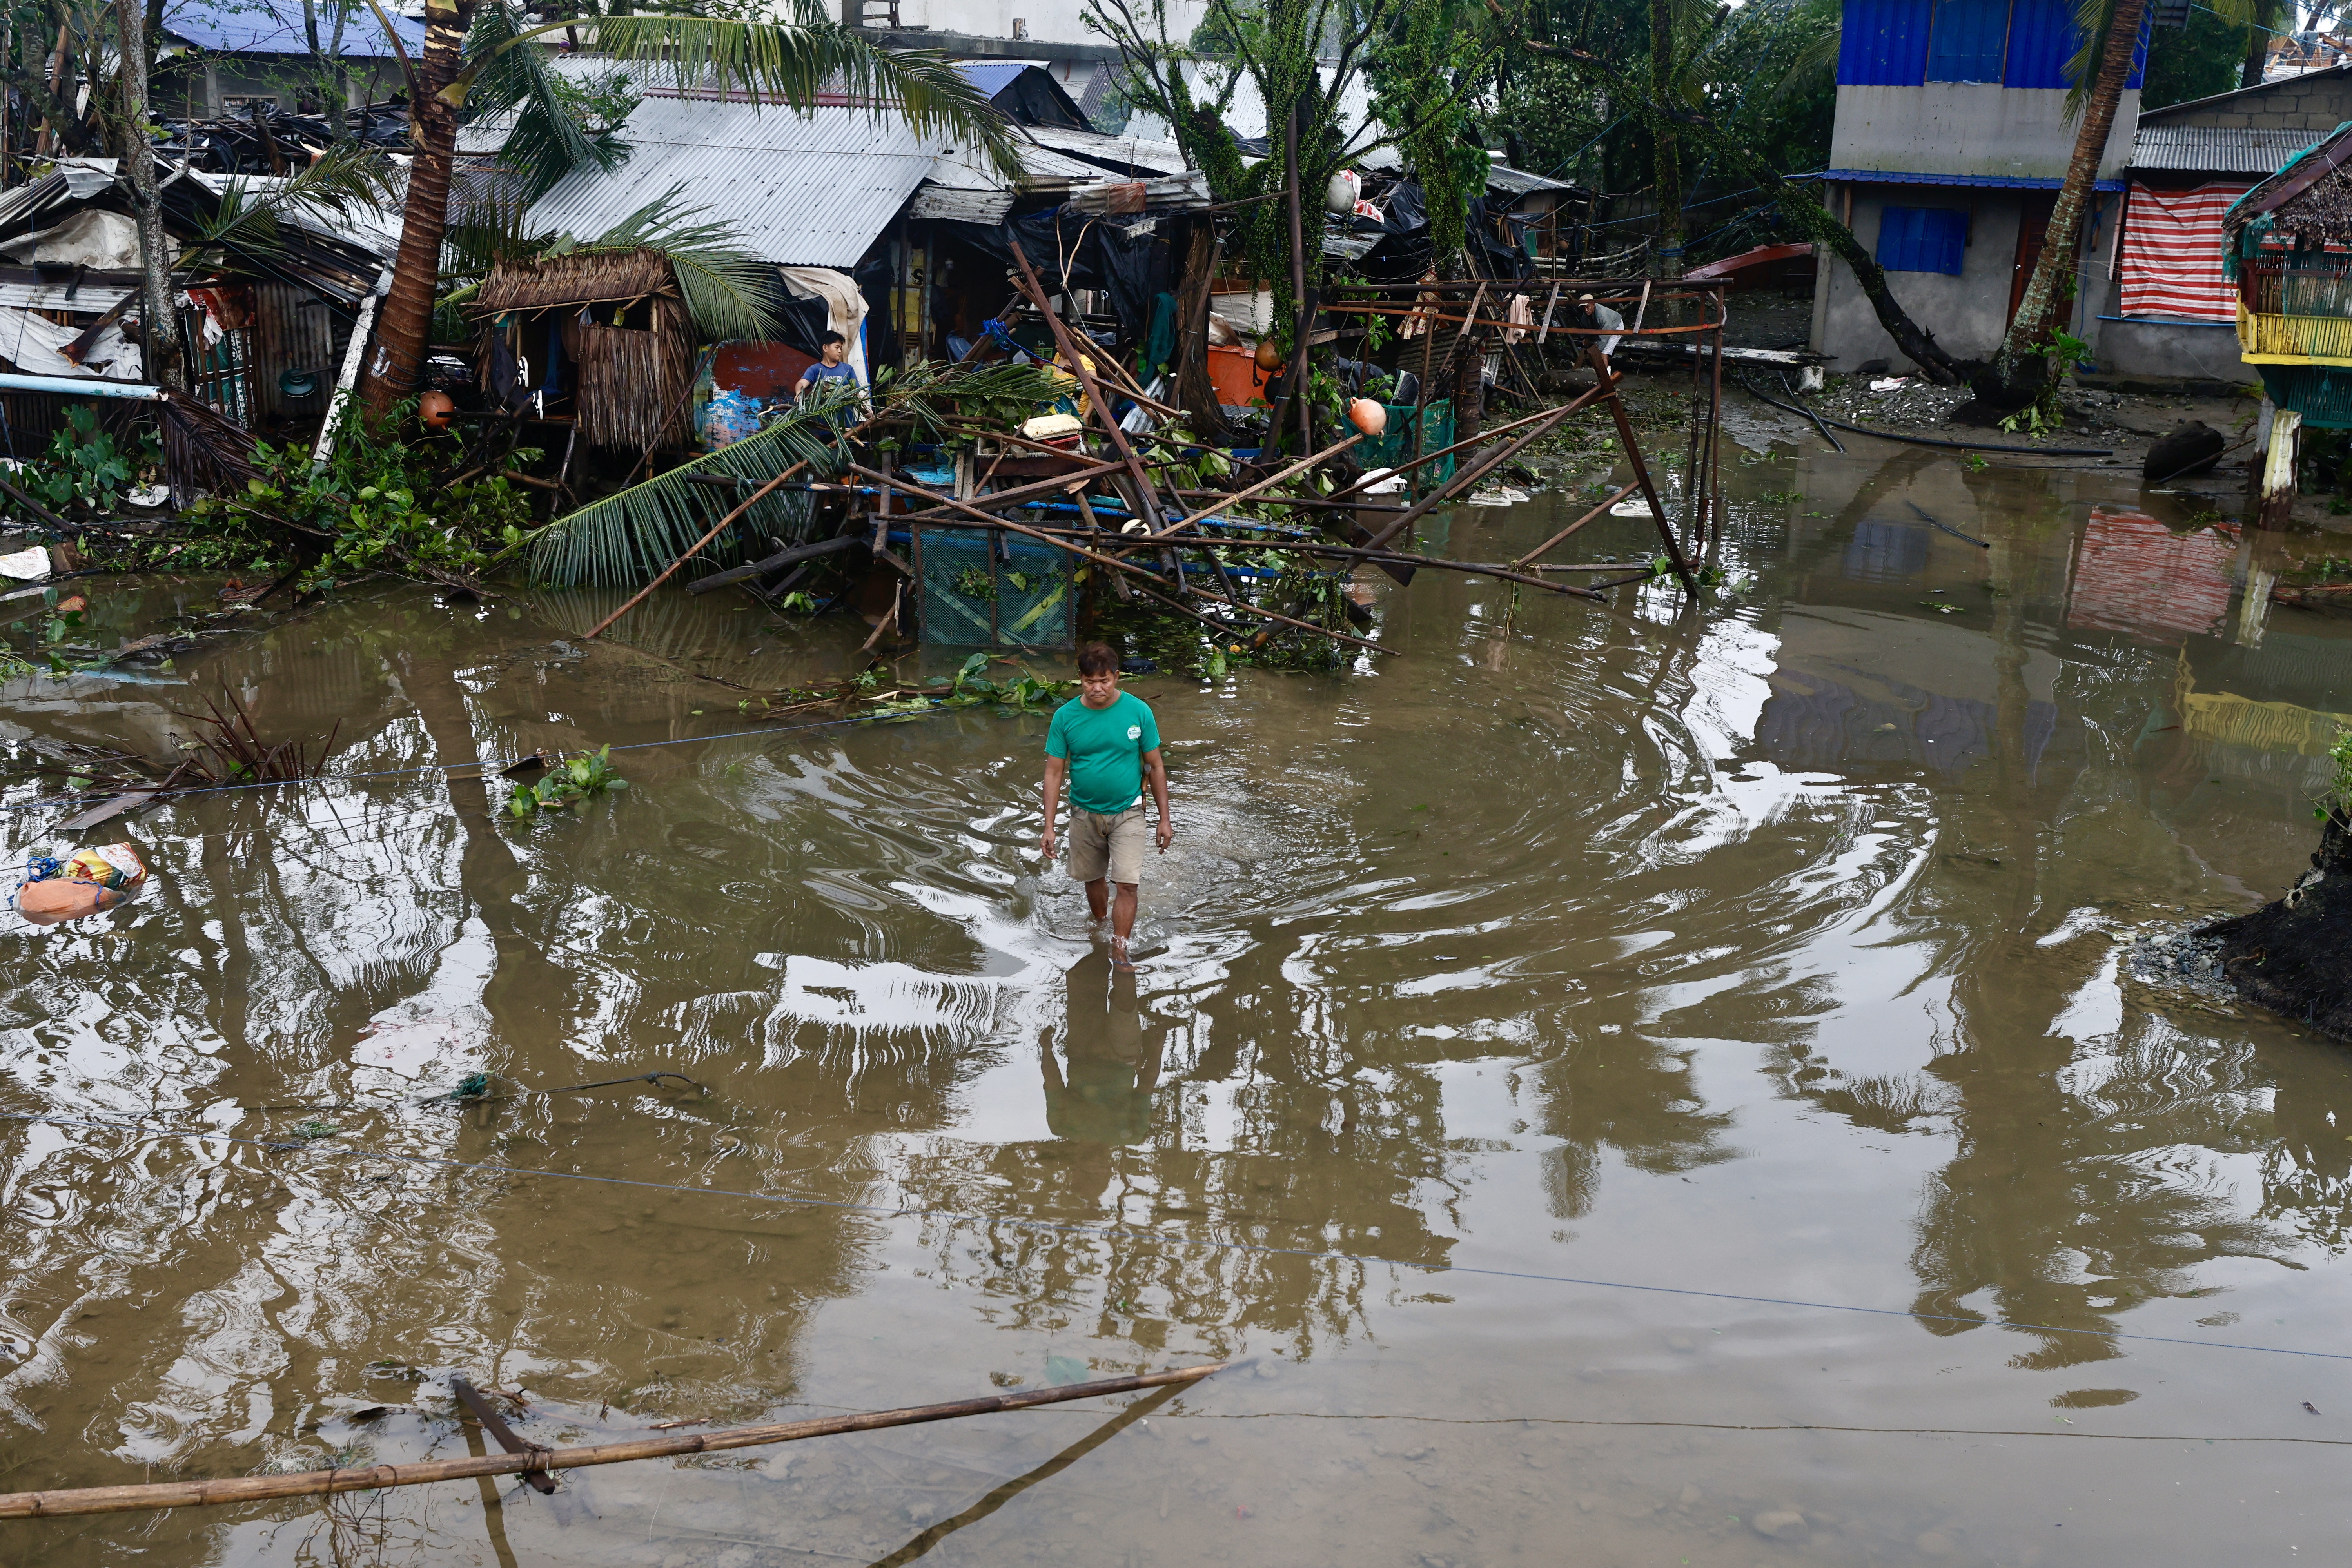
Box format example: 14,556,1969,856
1878,207,1920,271
1926,0,2013,82
1923,209,1969,274
1878,207,1969,274
1839,0,1934,86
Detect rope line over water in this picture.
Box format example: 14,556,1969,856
6,1110,2347,1367
0,704,965,818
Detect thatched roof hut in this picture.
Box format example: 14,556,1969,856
477,249,694,452
2224,122,2352,257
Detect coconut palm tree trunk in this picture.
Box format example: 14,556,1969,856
1989,0,2146,396
114,0,183,392
358,0,470,421
2241,0,2276,88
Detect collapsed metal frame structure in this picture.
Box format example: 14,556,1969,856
595,264,1735,655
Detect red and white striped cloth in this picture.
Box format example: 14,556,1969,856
2118,182,2252,323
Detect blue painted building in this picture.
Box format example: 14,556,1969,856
1811,0,2147,370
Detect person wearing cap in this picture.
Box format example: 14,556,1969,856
1573,293,1626,363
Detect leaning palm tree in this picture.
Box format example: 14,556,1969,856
353,0,1022,423
1987,0,2148,407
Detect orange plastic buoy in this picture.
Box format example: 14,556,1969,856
1347,398,1388,436
419,390,456,430
1253,338,1286,374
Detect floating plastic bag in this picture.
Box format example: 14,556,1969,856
0,545,47,581
15,841,146,925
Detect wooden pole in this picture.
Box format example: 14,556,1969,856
0,1366,1229,1519
2258,407,2301,530
581,462,810,639
450,1378,554,1494
1006,240,1169,534
1706,298,1726,554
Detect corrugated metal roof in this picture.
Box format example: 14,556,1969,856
524,98,947,267
162,0,422,59
2131,124,2325,174
0,279,132,314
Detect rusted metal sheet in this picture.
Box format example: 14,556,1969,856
712,340,816,404
248,281,343,423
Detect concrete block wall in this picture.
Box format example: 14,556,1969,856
2160,79,2352,130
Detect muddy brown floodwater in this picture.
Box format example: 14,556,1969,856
8,423,2352,1568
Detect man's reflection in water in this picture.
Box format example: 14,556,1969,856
1042,949,1164,1144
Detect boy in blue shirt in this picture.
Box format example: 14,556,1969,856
1042,643,1172,970
793,331,860,414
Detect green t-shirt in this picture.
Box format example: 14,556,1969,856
1046,690,1161,815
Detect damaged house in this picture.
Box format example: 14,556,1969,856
0,158,392,448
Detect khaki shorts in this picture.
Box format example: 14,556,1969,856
1068,804,1147,886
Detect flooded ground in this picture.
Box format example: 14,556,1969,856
9,403,2352,1567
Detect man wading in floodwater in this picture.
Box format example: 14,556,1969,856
1041,643,1172,970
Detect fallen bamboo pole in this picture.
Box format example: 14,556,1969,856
1586,347,1698,591
1007,242,1172,534
1156,433,1363,537
1004,525,1601,599
0,1365,1227,1520
1360,396,1594,557
890,458,1128,525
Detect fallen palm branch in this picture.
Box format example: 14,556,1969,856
0,1363,1227,1518
172,684,341,784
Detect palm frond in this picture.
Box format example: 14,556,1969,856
452,0,1023,179
575,188,786,342
443,185,538,279
523,360,1059,587
466,0,627,198
2063,0,2119,122
185,142,402,266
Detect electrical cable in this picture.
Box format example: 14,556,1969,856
7,1109,2350,1367
0,701,967,818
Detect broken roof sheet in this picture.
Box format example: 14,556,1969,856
524,94,947,267
162,0,424,59
1020,125,1191,177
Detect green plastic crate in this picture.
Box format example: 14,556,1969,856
1356,399,1455,486
912,525,1073,649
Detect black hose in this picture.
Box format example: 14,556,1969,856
1735,377,2113,457
1906,501,1991,550
1740,371,1842,452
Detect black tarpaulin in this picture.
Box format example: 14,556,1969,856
942,208,1174,345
